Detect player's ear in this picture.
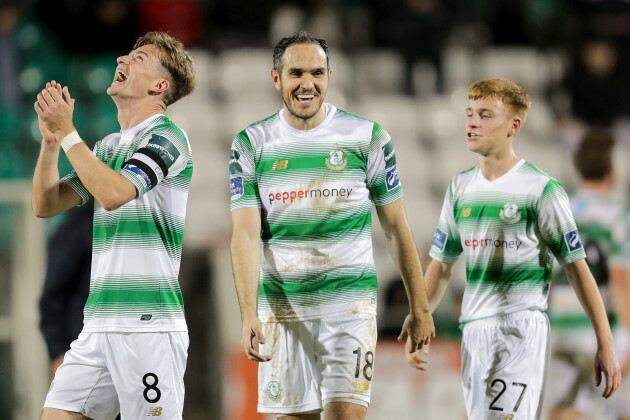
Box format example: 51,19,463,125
150,78,170,95
271,69,281,91
509,116,522,138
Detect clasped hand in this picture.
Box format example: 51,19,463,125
33,80,76,143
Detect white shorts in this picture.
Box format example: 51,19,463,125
44,331,188,420
257,313,377,415
461,310,550,420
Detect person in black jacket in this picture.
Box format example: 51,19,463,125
39,200,93,379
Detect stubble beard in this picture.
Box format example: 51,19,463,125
282,83,325,121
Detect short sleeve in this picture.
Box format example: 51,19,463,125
429,182,462,262
230,129,261,210
120,124,191,198
366,122,402,206
60,171,93,205
60,140,102,205
537,179,586,265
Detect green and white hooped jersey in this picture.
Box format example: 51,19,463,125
229,104,402,322
62,114,192,332
429,159,586,325
549,189,630,329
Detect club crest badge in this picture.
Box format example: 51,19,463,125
266,381,283,401
325,150,348,170
499,203,522,224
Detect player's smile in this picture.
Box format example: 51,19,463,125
113,67,128,86
291,87,320,112
109,59,133,94
295,91,316,105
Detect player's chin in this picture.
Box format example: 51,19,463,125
295,109,314,119
465,141,484,155
106,83,125,95
295,102,318,114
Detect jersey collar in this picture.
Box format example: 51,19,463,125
278,103,336,136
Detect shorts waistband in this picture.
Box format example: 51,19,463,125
462,309,546,329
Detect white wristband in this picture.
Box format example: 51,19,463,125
60,131,84,153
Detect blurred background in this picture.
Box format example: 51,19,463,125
2,0,630,419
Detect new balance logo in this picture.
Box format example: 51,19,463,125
147,407,163,416
271,160,288,170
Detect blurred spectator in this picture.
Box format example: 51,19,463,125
456,0,527,46
547,128,630,420
0,2,20,108
39,201,93,379
303,0,344,48
399,0,451,94
550,38,624,151
270,0,372,51
368,0,452,95
564,39,622,127
138,0,204,47
570,0,630,116
521,0,575,48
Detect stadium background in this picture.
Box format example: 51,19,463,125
1,0,630,418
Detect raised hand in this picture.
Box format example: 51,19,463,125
34,81,61,143
34,80,76,141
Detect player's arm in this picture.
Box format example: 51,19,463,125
63,142,137,211
230,207,271,362
610,266,630,374
376,199,435,353
31,81,81,217
35,82,136,211
32,139,82,218
562,258,621,397
424,258,456,312
401,257,455,370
